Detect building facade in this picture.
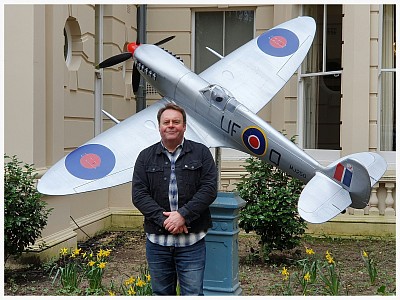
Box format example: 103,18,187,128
4,4,396,259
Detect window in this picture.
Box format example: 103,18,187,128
379,5,396,151
301,5,343,150
64,25,72,65
194,10,254,73
63,17,82,70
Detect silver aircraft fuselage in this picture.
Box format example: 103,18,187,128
135,44,321,184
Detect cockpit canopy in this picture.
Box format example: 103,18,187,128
200,84,234,110
210,85,228,102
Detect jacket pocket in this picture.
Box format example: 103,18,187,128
181,160,202,195
145,165,164,188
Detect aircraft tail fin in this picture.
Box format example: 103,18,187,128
298,152,387,223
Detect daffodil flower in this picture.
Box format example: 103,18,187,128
125,276,135,286
305,247,315,255
136,279,146,287
304,272,311,282
281,266,289,280
128,286,136,295
325,250,335,264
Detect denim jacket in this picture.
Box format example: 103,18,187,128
132,139,218,235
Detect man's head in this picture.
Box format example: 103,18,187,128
157,103,187,150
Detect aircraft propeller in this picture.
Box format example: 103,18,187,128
97,36,175,92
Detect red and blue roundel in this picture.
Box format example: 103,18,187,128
257,28,299,57
242,127,267,156
65,144,116,180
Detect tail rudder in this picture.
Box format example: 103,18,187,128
326,152,387,209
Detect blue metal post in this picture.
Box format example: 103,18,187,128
203,192,246,295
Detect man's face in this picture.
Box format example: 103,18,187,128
159,109,186,146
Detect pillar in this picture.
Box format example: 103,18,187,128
203,192,246,295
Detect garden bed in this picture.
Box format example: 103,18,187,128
4,231,396,296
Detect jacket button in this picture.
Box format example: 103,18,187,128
164,177,167,180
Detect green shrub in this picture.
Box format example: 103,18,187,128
4,154,52,262
236,147,307,259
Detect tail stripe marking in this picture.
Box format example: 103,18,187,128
334,163,353,188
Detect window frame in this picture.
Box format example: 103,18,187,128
191,8,255,73
298,4,343,154
378,4,396,153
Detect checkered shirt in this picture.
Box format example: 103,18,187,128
147,141,206,247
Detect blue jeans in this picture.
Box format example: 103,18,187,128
146,238,206,295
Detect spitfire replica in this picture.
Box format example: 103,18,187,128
37,17,387,223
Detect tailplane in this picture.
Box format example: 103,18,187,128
298,152,387,223
326,152,387,209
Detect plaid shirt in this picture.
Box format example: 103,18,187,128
147,141,206,247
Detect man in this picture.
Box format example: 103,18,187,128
132,103,218,295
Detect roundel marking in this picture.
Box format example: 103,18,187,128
257,28,299,57
80,153,101,169
242,127,267,156
65,144,116,180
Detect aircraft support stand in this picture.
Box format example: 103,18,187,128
203,192,246,295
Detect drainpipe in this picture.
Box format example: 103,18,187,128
94,4,104,135
136,4,147,112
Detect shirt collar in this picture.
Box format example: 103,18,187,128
161,138,185,155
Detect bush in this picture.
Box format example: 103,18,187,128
4,154,52,262
236,147,307,260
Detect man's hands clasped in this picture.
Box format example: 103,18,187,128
163,211,188,235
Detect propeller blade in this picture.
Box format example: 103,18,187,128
132,63,141,93
98,52,132,68
154,35,175,46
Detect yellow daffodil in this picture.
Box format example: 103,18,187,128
108,290,116,296
73,248,81,255
136,279,146,288
362,250,368,258
99,262,107,269
60,247,68,256
88,260,96,267
146,274,151,282
305,247,315,255
325,250,335,264
281,267,289,280
128,286,136,295
304,272,311,282
125,276,135,286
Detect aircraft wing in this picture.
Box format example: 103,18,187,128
298,172,352,224
199,16,316,114
37,98,222,195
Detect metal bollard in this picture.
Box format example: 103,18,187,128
203,192,246,295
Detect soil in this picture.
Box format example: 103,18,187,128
4,230,396,296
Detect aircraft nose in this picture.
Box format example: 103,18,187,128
127,42,139,56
